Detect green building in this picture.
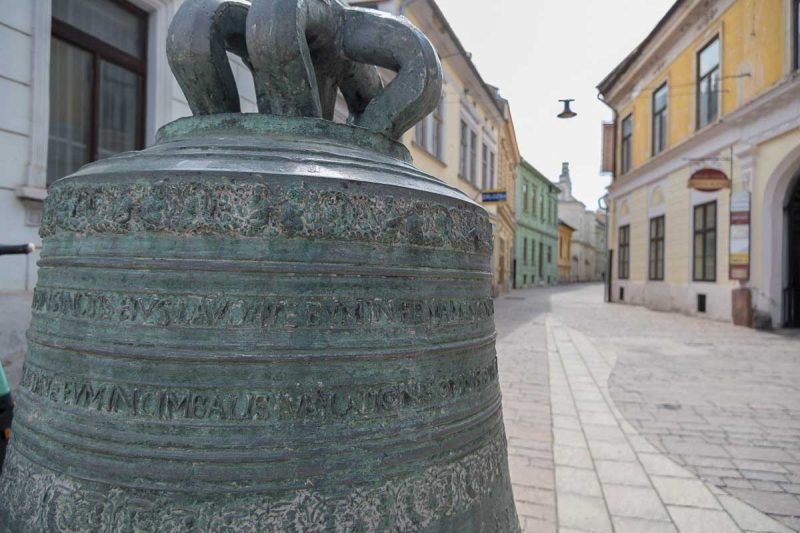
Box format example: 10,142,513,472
514,159,560,288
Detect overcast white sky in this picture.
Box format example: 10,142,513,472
435,0,675,208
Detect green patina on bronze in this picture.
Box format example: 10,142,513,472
0,1,519,531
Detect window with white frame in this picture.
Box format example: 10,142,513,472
697,36,720,129
414,115,427,147
469,130,478,185
415,101,444,159
621,114,633,174
489,150,496,189
794,0,799,70
481,143,489,187
652,82,668,155
458,120,468,177
431,102,443,158
522,183,529,212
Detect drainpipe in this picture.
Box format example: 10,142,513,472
597,91,617,302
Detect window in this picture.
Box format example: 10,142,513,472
693,201,717,281
532,189,537,216
489,151,496,189
48,0,147,185
538,242,544,278
649,216,665,281
523,237,528,264
469,130,478,185
621,114,633,174
459,121,468,177
794,0,800,71
523,183,529,212
481,143,489,188
618,225,630,279
531,239,536,266
414,116,427,148
540,195,544,221
547,245,552,264
697,37,720,129
652,83,668,155
431,102,443,158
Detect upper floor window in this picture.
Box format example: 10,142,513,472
618,225,630,279
697,36,720,129
48,0,147,185
432,102,443,158
522,183,529,212
540,195,544,221
458,120,468,178
523,237,528,264
469,130,478,186
414,116,428,148
794,0,799,70
621,114,633,174
652,83,668,156
693,201,717,282
481,143,489,188
532,189,537,216
415,102,443,159
488,151,496,189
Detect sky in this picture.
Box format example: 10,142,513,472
435,0,675,208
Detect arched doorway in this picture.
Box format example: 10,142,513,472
787,177,800,328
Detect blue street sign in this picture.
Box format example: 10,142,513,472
482,191,507,203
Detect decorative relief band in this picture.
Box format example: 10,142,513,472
32,288,494,330
40,182,492,254
0,432,518,532
21,360,499,423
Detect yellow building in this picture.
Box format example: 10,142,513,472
558,221,576,282
598,0,800,327
349,0,519,295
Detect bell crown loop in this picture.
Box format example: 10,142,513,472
166,0,444,140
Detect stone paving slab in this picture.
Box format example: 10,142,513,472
542,307,794,533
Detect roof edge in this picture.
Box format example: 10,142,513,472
596,0,686,96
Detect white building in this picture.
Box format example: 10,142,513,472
557,163,607,283
0,0,258,373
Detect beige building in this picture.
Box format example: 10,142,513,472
349,0,519,295
598,0,800,327
557,163,607,283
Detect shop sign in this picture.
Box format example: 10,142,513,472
729,191,750,281
482,190,507,203
688,168,731,192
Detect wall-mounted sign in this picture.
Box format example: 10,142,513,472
729,191,750,281
688,168,731,192
482,190,507,203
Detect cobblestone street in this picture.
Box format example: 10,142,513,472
498,284,800,533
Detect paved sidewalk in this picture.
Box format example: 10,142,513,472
547,316,791,533
495,284,800,532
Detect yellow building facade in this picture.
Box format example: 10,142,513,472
598,0,800,327
349,0,519,295
558,221,576,282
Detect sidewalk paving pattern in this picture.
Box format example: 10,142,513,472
497,285,800,533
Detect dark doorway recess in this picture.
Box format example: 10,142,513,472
787,177,800,328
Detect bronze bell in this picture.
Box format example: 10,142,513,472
0,0,519,530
